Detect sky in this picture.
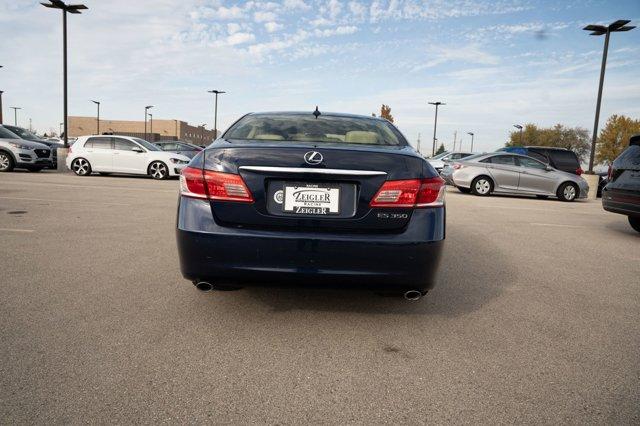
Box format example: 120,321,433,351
1,0,639,153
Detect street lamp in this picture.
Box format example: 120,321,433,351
41,0,88,148
207,90,226,139
59,122,63,136
148,113,153,140
467,132,475,152
144,105,153,140
513,124,523,145
91,100,100,134
583,19,635,172
428,101,445,156
10,107,21,126
0,65,3,124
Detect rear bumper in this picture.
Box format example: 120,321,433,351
602,188,640,217
176,197,445,290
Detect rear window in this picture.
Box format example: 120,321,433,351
225,114,406,146
541,150,579,168
85,137,112,149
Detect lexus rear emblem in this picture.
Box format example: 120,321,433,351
304,151,323,165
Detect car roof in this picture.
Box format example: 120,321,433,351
246,111,389,122
525,146,573,151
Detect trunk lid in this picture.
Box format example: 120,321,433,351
203,140,430,231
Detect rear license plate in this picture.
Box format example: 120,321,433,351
283,184,340,215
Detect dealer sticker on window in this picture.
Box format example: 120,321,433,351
283,184,340,215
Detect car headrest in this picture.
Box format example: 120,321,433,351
345,131,378,144
254,134,285,140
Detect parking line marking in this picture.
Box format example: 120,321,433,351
0,228,35,233
529,223,586,228
0,196,130,206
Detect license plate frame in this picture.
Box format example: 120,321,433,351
283,183,341,215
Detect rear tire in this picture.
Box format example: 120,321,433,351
71,158,92,176
629,216,640,233
557,182,578,202
457,186,471,194
0,151,14,172
471,176,493,196
148,161,169,180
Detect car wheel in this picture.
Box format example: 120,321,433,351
557,182,578,202
71,158,92,176
471,176,493,196
0,151,14,172
148,161,169,180
629,216,640,233
457,186,471,194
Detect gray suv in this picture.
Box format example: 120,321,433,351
0,125,53,172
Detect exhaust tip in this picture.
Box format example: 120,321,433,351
404,290,423,301
195,281,213,292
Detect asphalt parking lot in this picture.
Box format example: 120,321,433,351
1,171,638,424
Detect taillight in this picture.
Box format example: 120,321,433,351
180,166,253,203
370,177,445,208
576,167,584,175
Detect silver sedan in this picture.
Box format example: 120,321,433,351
441,153,589,201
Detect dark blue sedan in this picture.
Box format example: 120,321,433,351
176,111,445,300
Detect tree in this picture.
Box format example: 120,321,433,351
506,123,590,162
596,114,640,164
435,143,445,155
380,105,394,123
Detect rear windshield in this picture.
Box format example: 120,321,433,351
225,114,406,146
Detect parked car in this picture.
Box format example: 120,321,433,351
176,111,446,299
442,152,588,201
602,134,640,233
66,135,190,179
427,151,475,173
3,124,60,168
0,125,53,172
498,146,583,175
154,141,203,159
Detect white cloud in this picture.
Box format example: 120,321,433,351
226,32,256,45
314,26,358,37
283,0,310,10
411,44,500,72
254,11,278,23
265,21,284,33
227,23,242,34
215,6,245,20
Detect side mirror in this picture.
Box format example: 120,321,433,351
545,165,553,171
132,146,144,153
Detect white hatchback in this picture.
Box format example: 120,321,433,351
66,135,191,179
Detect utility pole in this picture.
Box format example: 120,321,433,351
513,124,523,145
41,0,88,148
453,131,457,152
144,105,153,140
583,19,635,172
417,133,421,153
91,100,100,134
208,90,226,139
428,101,445,157
467,132,475,152
10,107,21,126
148,113,153,140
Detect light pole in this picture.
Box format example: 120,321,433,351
513,124,523,145
91,100,100,134
148,113,153,140
0,65,3,125
207,90,226,139
41,0,88,148
428,101,445,156
467,132,475,152
29,118,33,132
144,105,153,140
583,19,635,172
59,122,63,136
10,107,21,126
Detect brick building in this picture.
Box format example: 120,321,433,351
68,116,218,145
